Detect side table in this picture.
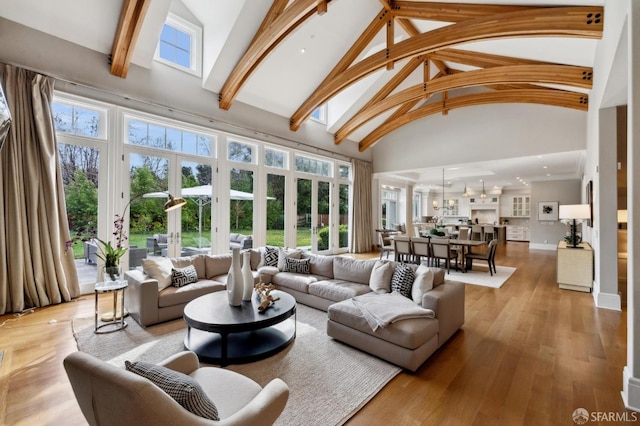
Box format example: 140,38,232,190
94,280,128,334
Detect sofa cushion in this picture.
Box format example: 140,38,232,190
390,264,415,299
283,257,310,274
229,233,240,242
272,272,318,294
412,265,435,304
277,247,302,271
332,257,376,285
171,265,198,288
211,270,260,286
142,257,174,291
308,280,372,303
245,248,262,270
328,299,439,350
125,360,219,420
431,268,445,287
302,253,334,278
263,246,279,267
172,255,206,279
158,280,225,308
369,260,393,294
204,254,232,279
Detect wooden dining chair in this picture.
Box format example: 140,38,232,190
458,227,470,240
378,231,393,259
430,240,458,273
465,239,498,275
410,237,431,265
393,236,413,263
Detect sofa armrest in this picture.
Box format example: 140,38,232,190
125,270,160,327
421,280,465,346
257,266,279,284
159,351,200,375
218,378,289,426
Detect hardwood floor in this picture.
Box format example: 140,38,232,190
0,242,630,425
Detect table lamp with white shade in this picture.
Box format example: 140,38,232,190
559,204,591,248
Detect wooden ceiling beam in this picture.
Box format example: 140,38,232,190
219,0,327,110
290,6,603,130
249,0,290,47
110,0,151,78
359,90,589,151
336,64,592,142
390,1,540,22
430,48,553,68
335,56,423,144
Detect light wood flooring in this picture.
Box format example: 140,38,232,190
0,242,631,425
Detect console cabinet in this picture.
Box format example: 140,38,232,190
557,241,593,292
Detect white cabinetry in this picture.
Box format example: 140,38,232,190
557,241,593,292
506,226,530,241
511,196,530,217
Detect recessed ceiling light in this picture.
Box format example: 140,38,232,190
547,173,551,176
300,48,306,53
516,176,520,179
543,165,548,169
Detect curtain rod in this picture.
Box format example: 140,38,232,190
1,60,367,164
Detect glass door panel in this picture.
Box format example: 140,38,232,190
129,152,170,262
180,160,212,255
296,178,312,250
338,184,350,250
267,173,286,247
229,167,254,239
58,143,100,285
316,181,331,252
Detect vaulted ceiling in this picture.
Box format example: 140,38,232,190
0,0,605,190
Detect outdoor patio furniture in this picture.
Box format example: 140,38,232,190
128,246,147,269
146,234,168,255
84,240,98,264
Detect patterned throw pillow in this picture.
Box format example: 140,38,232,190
390,264,415,299
263,246,279,267
283,257,311,274
171,265,198,288
125,360,219,420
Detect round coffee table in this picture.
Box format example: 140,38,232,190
183,290,296,366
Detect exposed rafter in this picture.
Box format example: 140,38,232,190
219,0,328,110
290,6,603,131
110,0,151,78
359,89,589,151
390,1,538,22
335,64,593,143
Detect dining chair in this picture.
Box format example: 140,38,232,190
430,240,458,273
393,236,413,263
458,227,470,240
465,239,498,275
483,225,495,242
411,237,431,265
471,225,483,241
378,231,394,259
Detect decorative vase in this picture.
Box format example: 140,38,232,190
227,248,242,306
102,265,122,283
242,251,253,301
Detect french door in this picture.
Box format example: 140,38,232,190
126,149,214,262
296,177,331,253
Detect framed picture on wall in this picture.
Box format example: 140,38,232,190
538,201,559,221
586,180,593,227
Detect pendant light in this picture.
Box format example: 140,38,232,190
480,180,487,199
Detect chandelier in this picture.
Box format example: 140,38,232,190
432,169,455,211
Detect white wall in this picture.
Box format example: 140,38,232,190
529,180,582,249
371,103,587,174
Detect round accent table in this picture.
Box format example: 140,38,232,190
183,290,296,366
94,280,128,334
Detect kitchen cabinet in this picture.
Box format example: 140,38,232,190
557,241,593,292
512,196,530,217
506,226,530,241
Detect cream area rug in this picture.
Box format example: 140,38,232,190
444,264,516,288
73,304,401,426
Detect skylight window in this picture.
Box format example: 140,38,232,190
154,14,202,77
310,105,326,124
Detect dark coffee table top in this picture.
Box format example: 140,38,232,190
183,290,296,334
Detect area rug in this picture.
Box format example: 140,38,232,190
445,265,516,288
73,304,400,426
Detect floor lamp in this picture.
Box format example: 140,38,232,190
559,204,591,248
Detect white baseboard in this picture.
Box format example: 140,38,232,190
622,366,640,412
528,243,557,251
593,290,622,311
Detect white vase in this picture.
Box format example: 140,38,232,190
227,248,242,306
242,251,253,301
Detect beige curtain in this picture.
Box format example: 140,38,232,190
0,64,79,315
350,159,374,253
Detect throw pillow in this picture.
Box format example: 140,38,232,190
412,267,435,304
263,246,279,267
142,257,174,291
125,360,219,420
390,264,415,299
277,247,302,271
369,260,393,294
171,265,198,288
283,257,310,274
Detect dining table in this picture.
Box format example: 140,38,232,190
429,238,488,272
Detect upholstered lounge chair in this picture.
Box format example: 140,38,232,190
64,350,289,426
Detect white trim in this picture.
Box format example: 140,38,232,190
154,13,202,77
593,289,622,311
622,366,640,413
528,243,557,251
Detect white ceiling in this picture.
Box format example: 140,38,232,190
0,0,605,190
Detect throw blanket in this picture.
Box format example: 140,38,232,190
351,293,435,331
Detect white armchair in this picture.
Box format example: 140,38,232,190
64,350,289,425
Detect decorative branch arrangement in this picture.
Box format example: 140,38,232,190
255,281,280,313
